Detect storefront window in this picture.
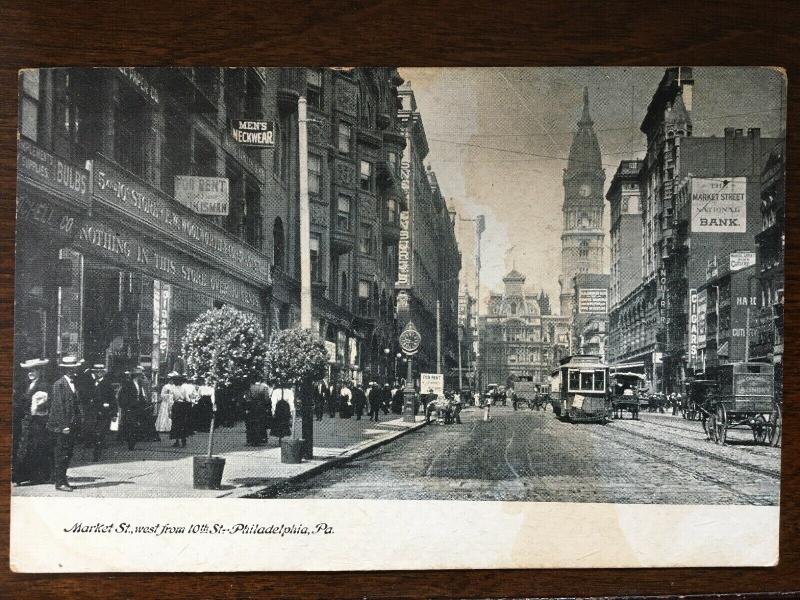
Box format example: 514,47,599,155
57,249,83,358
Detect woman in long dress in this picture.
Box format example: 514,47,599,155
13,360,52,486
191,377,213,433
271,387,292,443
169,374,193,448
156,372,180,433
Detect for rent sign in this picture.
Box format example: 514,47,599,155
174,176,230,216
690,177,747,233
420,373,444,396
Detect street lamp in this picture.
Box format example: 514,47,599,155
395,352,402,383
383,347,390,382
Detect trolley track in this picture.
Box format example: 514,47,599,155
603,419,781,481
634,416,781,458
589,423,771,504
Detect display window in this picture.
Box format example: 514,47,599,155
56,251,262,384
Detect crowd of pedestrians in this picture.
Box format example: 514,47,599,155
12,354,417,492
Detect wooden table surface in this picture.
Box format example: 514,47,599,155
0,1,798,597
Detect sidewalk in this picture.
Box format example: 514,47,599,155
13,413,427,498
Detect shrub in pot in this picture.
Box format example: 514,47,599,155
181,306,267,488
264,328,328,462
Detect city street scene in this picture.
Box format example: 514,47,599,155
12,67,784,506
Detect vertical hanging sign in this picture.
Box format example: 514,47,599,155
152,280,161,367
397,210,412,287
688,288,698,370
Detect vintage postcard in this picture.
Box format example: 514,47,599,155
10,67,784,571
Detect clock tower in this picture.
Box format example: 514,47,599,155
559,87,606,317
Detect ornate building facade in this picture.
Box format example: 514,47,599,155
479,270,569,387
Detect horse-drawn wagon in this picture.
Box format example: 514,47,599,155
702,362,781,446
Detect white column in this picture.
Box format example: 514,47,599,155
298,97,312,330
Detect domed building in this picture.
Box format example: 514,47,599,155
478,269,570,388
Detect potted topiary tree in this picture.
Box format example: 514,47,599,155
264,328,328,463
181,306,267,489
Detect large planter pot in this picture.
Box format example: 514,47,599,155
193,456,226,489
281,438,304,464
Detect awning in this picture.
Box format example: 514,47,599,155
609,361,646,372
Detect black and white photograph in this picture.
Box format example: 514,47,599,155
10,66,786,571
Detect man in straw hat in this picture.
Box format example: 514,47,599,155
47,356,84,492
13,358,51,486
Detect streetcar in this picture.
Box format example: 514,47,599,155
702,362,781,446
609,371,647,420
551,355,610,423
548,369,560,405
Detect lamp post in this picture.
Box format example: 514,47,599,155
395,352,402,383
399,321,422,422
383,347,390,382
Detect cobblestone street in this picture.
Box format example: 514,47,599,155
265,405,780,504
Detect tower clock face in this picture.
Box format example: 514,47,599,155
579,184,592,197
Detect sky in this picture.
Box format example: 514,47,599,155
398,67,785,314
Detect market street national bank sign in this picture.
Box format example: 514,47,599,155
92,157,270,287
690,177,747,233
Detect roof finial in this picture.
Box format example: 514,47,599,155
579,86,592,126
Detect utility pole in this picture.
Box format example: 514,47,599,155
298,94,313,459
436,299,442,374
457,324,463,391
298,96,312,331
460,214,485,391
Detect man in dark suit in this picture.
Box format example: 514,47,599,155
88,364,117,461
75,364,97,448
244,381,270,446
326,381,337,418
353,384,367,420
314,379,330,421
117,368,147,450
47,356,84,492
367,382,382,422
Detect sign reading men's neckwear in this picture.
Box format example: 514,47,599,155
230,120,275,147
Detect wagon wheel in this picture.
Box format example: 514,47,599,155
705,412,715,442
714,404,728,445
769,403,782,447
752,414,768,445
